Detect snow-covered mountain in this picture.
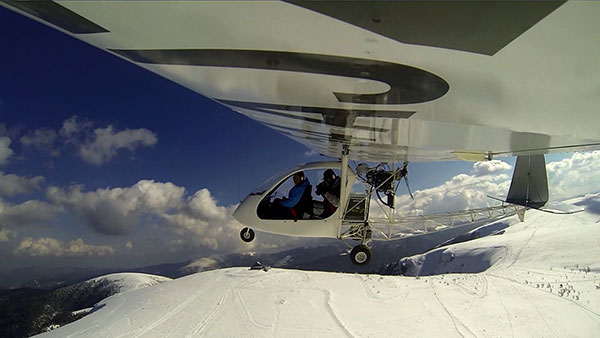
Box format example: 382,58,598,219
0,273,171,338
34,195,600,337
177,216,508,276
89,273,172,294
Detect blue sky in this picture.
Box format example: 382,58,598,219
0,6,311,203
1,6,598,285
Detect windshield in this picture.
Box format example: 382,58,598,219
251,163,306,195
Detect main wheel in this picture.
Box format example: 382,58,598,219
350,245,371,265
240,227,255,243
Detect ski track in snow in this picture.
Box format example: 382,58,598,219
430,279,477,338
486,271,600,322
190,288,232,336
512,280,558,338
322,289,354,338
130,275,222,338
133,287,207,337
491,277,515,338
455,275,486,326
506,217,542,269
233,288,271,331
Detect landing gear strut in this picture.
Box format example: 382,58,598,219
240,227,255,242
344,223,372,266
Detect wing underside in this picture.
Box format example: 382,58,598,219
3,0,599,161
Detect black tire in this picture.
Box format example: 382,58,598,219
350,245,371,265
240,227,255,243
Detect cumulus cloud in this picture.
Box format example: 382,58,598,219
547,151,600,199
45,179,259,253
19,128,59,156
47,180,184,235
59,115,92,139
16,115,158,165
14,237,114,257
386,152,600,216
160,205,242,251
0,228,16,242
0,137,14,165
472,160,512,177
0,199,59,229
78,125,157,165
389,160,514,216
185,189,228,221
0,171,44,197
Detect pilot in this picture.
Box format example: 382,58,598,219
316,169,340,218
270,171,311,219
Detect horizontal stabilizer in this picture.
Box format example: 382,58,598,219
536,200,584,214
506,155,548,209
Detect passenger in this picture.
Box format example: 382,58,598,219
316,169,340,218
270,171,310,219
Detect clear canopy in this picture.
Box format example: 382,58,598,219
251,164,306,195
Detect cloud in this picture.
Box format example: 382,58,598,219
0,228,16,242
547,151,600,199
47,180,185,235
19,128,59,156
14,237,114,257
0,137,14,165
0,171,44,197
384,152,600,217
472,160,512,177
78,125,157,165
46,179,265,253
182,257,220,272
304,149,318,157
185,189,228,221
15,115,158,165
0,199,59,229
59,115,92,139
390,160,513,216
160,205,242,251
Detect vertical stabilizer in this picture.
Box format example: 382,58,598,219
506,155,548,209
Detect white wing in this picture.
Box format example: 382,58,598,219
3,0,599,161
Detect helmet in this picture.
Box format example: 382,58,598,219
323,169,336,179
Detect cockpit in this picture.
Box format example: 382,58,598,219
232,161,352,240
257,167,341,221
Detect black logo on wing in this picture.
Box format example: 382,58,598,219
110,49,449,105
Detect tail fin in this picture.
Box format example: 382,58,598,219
506,155,548,209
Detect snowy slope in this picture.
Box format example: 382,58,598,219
37,199,600,337
90,273,172,294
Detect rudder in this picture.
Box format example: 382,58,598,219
506,155,548,209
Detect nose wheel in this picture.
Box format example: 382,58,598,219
240,227,255,242
350,245,371,265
